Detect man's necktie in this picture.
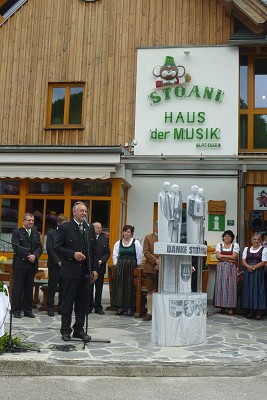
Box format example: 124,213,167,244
78,223,83,233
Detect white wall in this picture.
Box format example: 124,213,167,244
127,172,238,300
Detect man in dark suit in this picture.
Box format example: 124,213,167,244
54,201,98,342
46,215,68,316
11,212,43,318
89,222,110,315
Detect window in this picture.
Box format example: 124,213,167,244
0,179,118,255
46,83,85,128
239,52,267,151
72,180,112,196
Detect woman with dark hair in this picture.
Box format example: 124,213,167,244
112,224,143,316
213,230,239,316
241,232,267,320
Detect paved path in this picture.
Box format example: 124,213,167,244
1,301,267,377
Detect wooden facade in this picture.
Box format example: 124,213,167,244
0,0,233,148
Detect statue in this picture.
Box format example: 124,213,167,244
186,185,205,244
158,182,182,243
196,187,205,244
158,182,171,242
170,184,182,243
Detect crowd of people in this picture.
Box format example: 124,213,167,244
9,205,267,345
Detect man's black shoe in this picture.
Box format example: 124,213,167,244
24,312,35,318
73,331,91,343
62,333,71,341
13,312,21,318
47,310,54,317
95,309,105,315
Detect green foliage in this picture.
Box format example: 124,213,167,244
0,333,33,354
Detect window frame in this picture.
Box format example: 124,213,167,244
46,82,85,129
239,50,267,152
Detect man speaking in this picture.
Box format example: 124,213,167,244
54,201,98,342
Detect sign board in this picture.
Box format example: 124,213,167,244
208,200,226,215
154,242,207,256
208,214,225,231
135,46,239,156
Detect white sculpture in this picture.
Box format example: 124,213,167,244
152,182,207,346
158,181,182,243
158,181,171,242
187,186,205,244
170,184,182,243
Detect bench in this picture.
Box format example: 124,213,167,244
0,263,49,308
134,267,148,317
38,283,60,312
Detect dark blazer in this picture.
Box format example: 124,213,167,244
53,219,98,279
96,232,110,275
46,228,60,269
12,227,43,272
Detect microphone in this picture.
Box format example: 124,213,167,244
82,218,90,227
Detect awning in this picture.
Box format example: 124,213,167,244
0,146,129,180
0,165,116,180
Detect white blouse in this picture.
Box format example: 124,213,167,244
112,238,143,266
242,246,267,261
215,243,240,253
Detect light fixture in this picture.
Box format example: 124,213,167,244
124,139,138,154
184,50,190,56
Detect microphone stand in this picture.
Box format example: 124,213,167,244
0,237,40,353
77,221,110,350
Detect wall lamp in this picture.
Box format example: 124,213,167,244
124,139,138,154
184,50,190,56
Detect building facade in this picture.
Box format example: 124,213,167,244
0,0,267,299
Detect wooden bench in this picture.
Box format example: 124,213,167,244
0,263,49,308
134,267,148,318
32,268,48,308
38,283,60,312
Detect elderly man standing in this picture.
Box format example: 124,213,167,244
12,213,43,318
54,201,98,342
88,222,110,315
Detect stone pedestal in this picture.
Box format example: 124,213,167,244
151,292,207,346
152,242,207,347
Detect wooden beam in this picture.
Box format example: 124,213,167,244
222,0,267,34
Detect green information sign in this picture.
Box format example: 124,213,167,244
208,215,225,232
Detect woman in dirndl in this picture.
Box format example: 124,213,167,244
112,225,143,316
241,232,267,320
213,230,239,316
